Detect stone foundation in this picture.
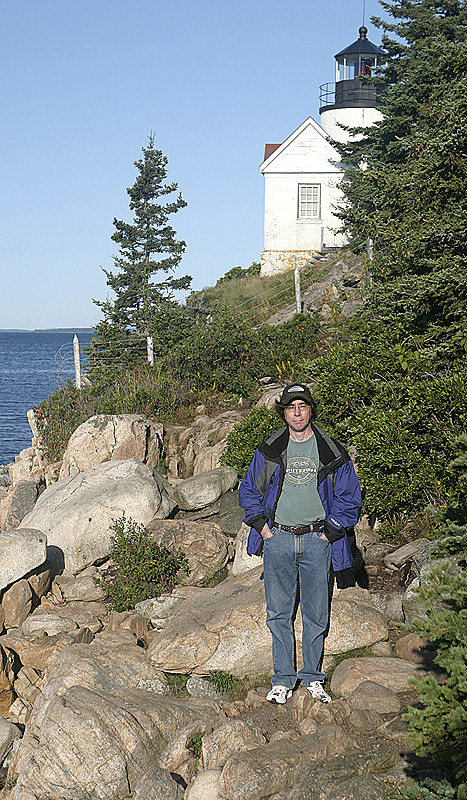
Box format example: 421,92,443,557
260,250,319,276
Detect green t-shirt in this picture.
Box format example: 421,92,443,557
274,434,325,526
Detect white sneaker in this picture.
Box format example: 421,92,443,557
266,685,293,704
306,681,331,703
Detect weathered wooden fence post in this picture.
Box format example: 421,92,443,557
147,335,154,366
295,266,302,314
73,334,82,390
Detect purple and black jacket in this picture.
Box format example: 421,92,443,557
238,423,362,573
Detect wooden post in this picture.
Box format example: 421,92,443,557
295,267,302,314
366,236,374,262
73,334,82,390
147,335,154,366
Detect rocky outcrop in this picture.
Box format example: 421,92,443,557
19,460,174,574
265,253,367,326
326,587,388,655
1,390,446,799
0,527,441,799
201,719,267,769
165,411,243,479
10,687,224,800
147,568,388,677
59,414,164,479
218,723,356,799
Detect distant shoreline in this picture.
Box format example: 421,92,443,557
0,328,95,333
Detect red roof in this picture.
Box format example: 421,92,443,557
263,143,281,162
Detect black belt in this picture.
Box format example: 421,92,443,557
273,520,326,535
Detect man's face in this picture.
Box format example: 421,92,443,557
284,400,312,433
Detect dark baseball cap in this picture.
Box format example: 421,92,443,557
278,383,313,406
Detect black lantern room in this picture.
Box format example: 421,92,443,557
320,26,385,112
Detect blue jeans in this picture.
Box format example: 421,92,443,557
263,526,331,689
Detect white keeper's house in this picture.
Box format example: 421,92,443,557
260,26,385,276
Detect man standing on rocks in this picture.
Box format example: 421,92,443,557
239,384,361,705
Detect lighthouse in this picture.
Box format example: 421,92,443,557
319,26,385,142
259,26,385,276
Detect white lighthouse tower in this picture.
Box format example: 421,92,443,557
319,26,385,142
260,26,385,276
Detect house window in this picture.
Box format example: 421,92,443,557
298,184,320,218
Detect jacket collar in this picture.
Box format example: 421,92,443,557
259,423,349,477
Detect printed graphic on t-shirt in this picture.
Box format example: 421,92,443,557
284,456,318,485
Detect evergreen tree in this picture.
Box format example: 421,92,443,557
330,6,467,794
402,436,467,799
337,0,467,348
97,133,191,336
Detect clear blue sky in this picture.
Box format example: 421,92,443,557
2,0,383,329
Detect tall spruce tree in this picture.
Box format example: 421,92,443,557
97,133,190,337
327,4,467,797
337,0,467,347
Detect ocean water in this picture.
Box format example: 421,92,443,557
0,330,94,466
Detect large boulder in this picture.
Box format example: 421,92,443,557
270,739,401,800
1,628,94,677
330,656,425,698
231,523,263,576
147,568,388,677
218,490,244,536
1,579,33,629
173,467,237,511
165,412,242,479
146,519,229,584
147,567,271,677
59,414,164,479
0,529,47,592
43,600,106,634
26,638,177,735
9,686,225,800
201,719,267,769
3,479,45,530
218,723,355,800
0,642,15,716
326,587,388,654
0,716,21,764
19,460,172,574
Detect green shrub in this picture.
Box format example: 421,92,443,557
400,779,458,799
403,568,467,788
187,732,206,758
164,673,189,696
168,310,267,395
349,370,467,517
198,567,229,588
208,670,234,693
100,516,189,611
34,381,99,462
220,406,283,476
35,365,199,462
306,323,467,519
215,262,261,284
268,313,321,372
